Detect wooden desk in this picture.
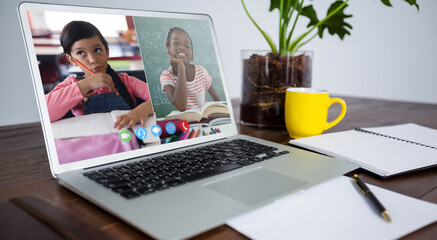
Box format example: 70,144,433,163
1,96,436,239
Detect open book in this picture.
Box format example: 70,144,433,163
188,116,232,127
289,123,437,177
164,101,230,122
51,110,160,144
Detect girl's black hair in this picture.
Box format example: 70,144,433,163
60,21,108,55
166,27,193,50
60,21,135,109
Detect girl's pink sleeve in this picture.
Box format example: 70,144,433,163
119,73,151,102
45,76,84,122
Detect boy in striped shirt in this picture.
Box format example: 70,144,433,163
160,27,220,111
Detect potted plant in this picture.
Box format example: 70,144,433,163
240,0,419,127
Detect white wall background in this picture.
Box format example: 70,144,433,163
1,0,436,127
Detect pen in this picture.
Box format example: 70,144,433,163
352,174,392,222
72,57,94,75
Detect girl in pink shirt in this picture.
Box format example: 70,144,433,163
160,27,220,111
45,21,153,130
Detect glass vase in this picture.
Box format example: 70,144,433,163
240,50,312,127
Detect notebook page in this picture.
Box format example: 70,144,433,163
290,128,437,176
363,123,437,148
348,130,437,174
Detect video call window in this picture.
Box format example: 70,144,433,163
28,10,231,164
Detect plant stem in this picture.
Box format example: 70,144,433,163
284,0,298,51
281,0,293,52
241,0,277,53
286,0,304,54
288,0,349,53
279,0,284,51
292,32,318,55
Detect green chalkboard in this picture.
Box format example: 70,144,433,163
133,16,226,118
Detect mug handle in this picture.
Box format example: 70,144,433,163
324,98,347,131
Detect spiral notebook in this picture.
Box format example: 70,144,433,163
289,123,437,177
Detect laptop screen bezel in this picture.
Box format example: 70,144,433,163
18,2,238,176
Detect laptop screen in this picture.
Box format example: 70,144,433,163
19,4,237,173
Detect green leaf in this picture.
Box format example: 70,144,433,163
270,0,300,12
270,0,301,29
404,0,419,10
380,0,419,10
380,0,392,7
301,5,320,34
317,1,352,39
269,0,281,12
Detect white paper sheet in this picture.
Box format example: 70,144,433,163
227,176,437,240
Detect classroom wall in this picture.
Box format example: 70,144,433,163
134,16,226,118
1,0,436,127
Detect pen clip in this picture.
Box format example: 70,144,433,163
353,178,366,195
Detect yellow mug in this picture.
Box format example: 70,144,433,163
285,88,347,139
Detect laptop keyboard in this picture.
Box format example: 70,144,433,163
83,139,289,199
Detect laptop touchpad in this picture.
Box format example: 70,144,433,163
205,168,308,205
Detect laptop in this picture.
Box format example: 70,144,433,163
18,3,357,239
